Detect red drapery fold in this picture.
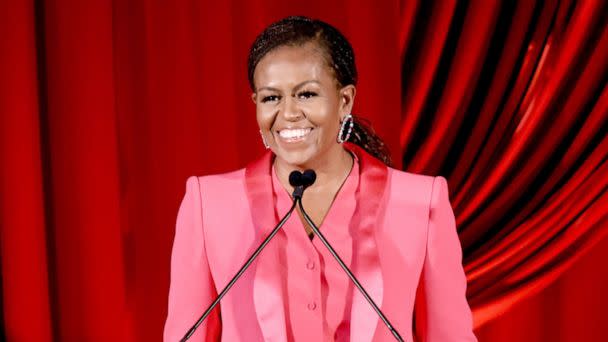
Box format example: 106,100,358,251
0,0,606,341
0,1,52,341
399,0,607,334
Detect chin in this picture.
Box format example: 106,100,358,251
274,148,318,169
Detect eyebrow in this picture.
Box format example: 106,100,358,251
257,80,321,93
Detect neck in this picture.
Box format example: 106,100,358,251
273,145,354,193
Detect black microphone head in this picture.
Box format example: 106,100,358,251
289,170,303,187
302,170,317,188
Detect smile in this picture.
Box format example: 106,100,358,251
277,128,313,142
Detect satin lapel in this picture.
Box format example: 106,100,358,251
345,143,388,342
245,151,289,341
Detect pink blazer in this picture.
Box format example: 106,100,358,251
164,144,477,341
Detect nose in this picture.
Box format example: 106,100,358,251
280,96,303,121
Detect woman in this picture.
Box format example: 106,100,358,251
164,16,477,341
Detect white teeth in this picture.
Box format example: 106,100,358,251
279,128,312,139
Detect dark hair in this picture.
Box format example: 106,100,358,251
247,16,392,166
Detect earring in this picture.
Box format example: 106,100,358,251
259,130,270,149
337,114,354,143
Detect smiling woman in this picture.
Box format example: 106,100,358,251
252,41,352,171
164,16,477,341
248,17,392,168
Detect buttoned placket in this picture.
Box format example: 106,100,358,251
303,236,321,314
272,170,324,341
271,156,359,341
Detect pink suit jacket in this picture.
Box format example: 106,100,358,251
164,144,477,341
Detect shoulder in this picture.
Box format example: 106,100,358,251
181,168,249,225
180,169,248,210
386,168,449,206
387,166,436,191
186,168,246,192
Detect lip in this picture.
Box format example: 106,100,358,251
275,127,313,143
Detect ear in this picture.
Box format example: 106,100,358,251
339,85,356,118
251,92,257,104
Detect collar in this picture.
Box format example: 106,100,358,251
245,143,389,341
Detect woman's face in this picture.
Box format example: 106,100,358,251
252,42,355,168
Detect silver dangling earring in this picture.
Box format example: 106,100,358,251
259,130,270,149
337,113,354,143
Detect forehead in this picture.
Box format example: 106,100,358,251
253,43,335,89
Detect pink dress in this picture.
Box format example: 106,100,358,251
164,143,477,341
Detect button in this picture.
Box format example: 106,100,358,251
306,260,315,270
307,302,317,310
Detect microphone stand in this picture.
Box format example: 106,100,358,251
296,198,404,342
180,171,403,341
180,200,298,342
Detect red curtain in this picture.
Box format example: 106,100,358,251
0,0,605,341
398,0,608,338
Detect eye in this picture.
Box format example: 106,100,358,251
297,91,317,99
261,95,280,103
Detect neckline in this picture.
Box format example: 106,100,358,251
271,152,360,241
272,150,359,197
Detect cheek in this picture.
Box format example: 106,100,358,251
305,96,339,122
256,107,274,130
322,119,341,141
312,104,341,135
307,116,339,147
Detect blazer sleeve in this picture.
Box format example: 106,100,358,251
164,176,221,342
414,176,477,341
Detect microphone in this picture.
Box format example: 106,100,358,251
180,170,305,341
289,169,316,199
293,169,404,341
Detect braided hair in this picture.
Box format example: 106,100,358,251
247,16,392,166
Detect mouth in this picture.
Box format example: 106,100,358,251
276,127,313,143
